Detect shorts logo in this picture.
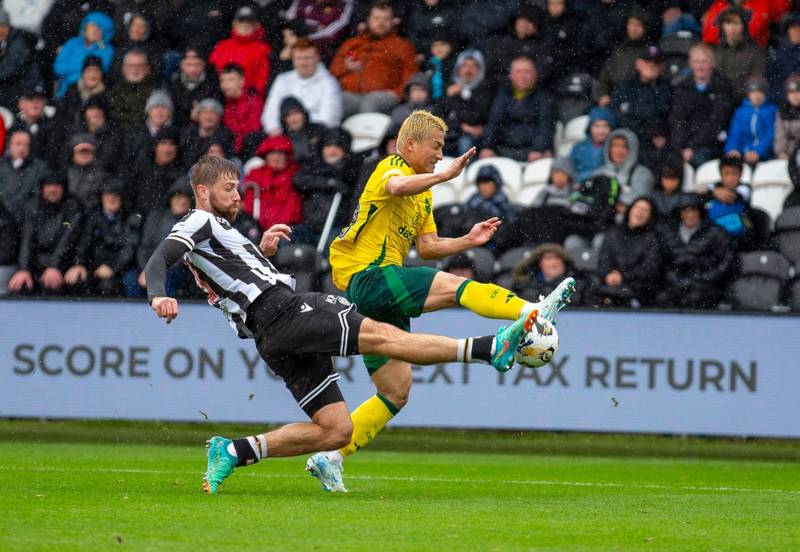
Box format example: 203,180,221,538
325,295,351,306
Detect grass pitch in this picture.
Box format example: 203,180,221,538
1,421,799,551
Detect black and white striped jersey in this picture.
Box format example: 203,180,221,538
166,209,295,338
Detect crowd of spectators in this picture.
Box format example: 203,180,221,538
0,0,799,311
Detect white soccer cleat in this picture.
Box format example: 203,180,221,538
522,277,576,323
305,452,348,492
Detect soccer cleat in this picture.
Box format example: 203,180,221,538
305,452,348,492
491,308,538,373
202,436,237,494
524,277,576,323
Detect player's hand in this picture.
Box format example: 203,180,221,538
437,147,476,182
151,296,179,324
467,217,502,246
7,270,33,293
40,268,63,290
65,265,88,285
260,224,292,257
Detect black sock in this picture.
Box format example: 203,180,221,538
469,335,495,363
232,438,258,467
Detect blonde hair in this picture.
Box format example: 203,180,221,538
688,42,716,66
397,110,448,152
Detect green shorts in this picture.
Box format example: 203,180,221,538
345,265,438,374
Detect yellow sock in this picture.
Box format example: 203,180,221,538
456,280,528,320
339,393,399,458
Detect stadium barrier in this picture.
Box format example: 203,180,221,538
2,300,798,438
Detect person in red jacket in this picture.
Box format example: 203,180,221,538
209,6,271,98
702,0,790,47
220,63,264,156
242,135,302,231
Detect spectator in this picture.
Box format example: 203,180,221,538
533,157,575,209
592,129,655,201
657,192,734,309
41,1,114,69
330,1,417,117
543,0,582,81
462,164,516,250
125,180,195,298
660,1,701,38
701,0,788,48
12,86,59,165
57,56,107,131
220,63,264,156
774,75,800,159
242,134,303,231
424,29,457,102
285,0,355,60
713,6,766,104
651,165,684,222
111,12,164,79
179,98,234,168
390,73,433,127
480,56,556,162
64,133,106,209
0,9,44,108
107,49,158,129
73,94,124,173
511,243,588,306
597,196,663,307
277,96,326,165
704,154,754,245
0,129,48,224
124,90,176,169
597,10,650,105
64,179,140,296
53,12,115,98
435,49,494,156
167,47,223,128
407,0,458,55
638,118,683,180
208,6,271,98
292,128,361,245
260,38,342,135
725,77,778,165
9,171,84,296
610,45,672,143
484,5,555,87
670,42,735,167
0,197,17,294
171,1,234,56
767,14,800,104
570,107,616,183
127,128,183,214
268,19,311,86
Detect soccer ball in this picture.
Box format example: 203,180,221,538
515,316,559,368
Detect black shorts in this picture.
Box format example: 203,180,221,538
249,289,365,417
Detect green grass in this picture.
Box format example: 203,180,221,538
1,421,799,551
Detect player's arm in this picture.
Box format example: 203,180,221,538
258,224,292,257
416,217,502,260
385,148,475,196
144,238,190,322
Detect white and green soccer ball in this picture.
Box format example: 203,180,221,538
515,316,559,368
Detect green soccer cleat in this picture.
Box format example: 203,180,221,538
306,452,348,492
524,277,576,323
491,308,538,373
203,436,237,494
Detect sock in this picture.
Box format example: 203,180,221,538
456,280,528,320
230,434,267,467
456,335,495,363
337,393,399,459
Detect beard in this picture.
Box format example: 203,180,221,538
209,196,240,223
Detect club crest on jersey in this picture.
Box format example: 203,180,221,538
214,215,232,230
325,295,351,306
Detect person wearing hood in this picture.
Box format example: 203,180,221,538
53,12,115,98
56,56,107,132
242,134,303,231
219,63,264,156
179,98,234,169
597,196,663,307
390,73,433,127
481,55,556,162
597,10,650,105
261,38,342,136
278,96,327,165
73,94,124,173
107,49,158,129
435,49,495,156
767,14,800,104
209,6,272,98
774,75,800,159
701,0,788,48
462,164,516,251
127,127,183,215
125,179,195,298
423,29,458,102
293,128,361,245
64,133,107,210
511,243,588,307
713,6,766,104
13,86,60,167
484,5,555,88
167,47,223,128
592,128,655,200
0,129,48,224
111,12,165,80
657,192,735,308
724,77,778,165
570,107,616,183
8,171,84,295
534,157,575,209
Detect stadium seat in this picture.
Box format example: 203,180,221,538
556,114,589,157
461,247,496,282
434,156,466,190
0,106,12,130
566,244,599,273
242,156,265,177
342,112,392,153
274,244,322,293
775,206,800,264
465,157,522,196
431,182,458,207
496,246,533,276
729,251,792,311
694,159,753,189
682,163,696,191
494,272,515,291
751,159,791,188
405,247,438,268
522,158,553,187
751,183,792,224
512,183,545,207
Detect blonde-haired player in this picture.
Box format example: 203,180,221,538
306,111,575,491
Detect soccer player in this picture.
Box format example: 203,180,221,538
144,155,536,494
310,110,575,490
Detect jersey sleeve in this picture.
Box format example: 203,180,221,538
419,192,438,235
166,210,213,251
365,159,406,200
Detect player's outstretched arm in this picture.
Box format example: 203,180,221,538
258,224,292,257
415,217,502,259
385,147,476,196
144,238,190,323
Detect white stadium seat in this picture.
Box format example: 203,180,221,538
435,156,466,190
522,158,553,187
242,156,265,177
555,114,589,156
752,183,793,224
431,182,458,206
751,159,791,188
342,112,392,153
694,158,753,189
465,157,523,196
0,106,13,130
512,183,545,207
682,163,696,191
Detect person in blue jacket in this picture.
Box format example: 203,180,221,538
724,77,778,166
570,106,616,183
53,12,115,98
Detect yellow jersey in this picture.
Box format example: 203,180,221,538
329,154,437,290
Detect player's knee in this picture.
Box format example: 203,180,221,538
325,418,353,450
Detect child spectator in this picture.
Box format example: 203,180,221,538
570,107,615,183
533,158,574,209
242,135,303,231
208,6,271,97
705,155,753,243
774,75,800,159
462,164,515,251
725,77,778,166
220,63,264,156
424,29,457,101
390,74,433,127
53,12,115,98
651,165,683,222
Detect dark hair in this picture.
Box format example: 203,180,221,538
719,154,744,173
190,155,240,191
510,55,536,70
661,165,682,180
222,63,245,77
123,47,149,61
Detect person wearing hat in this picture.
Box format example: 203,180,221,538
122,89,175,172
443,252,477,281
219,63,264,156
713,6,766,104
179,98,234,169
293,127,360,245
0,8,45,109
53,12,115,98
65,132,107,209
75,94,124,173
64,178,140,296
767,13,800,103
277,96,326,165
127,127,183,214
543,0,582,83
390,74,433,127
462,164,515,251
534,157,575,209
724,76,778,165
12,85,60,166
657,192,735,309
209,6,271,97
0,129,48,224
484,4,555,87
775,75,800,159
8,170,84,295
597,9,651,105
